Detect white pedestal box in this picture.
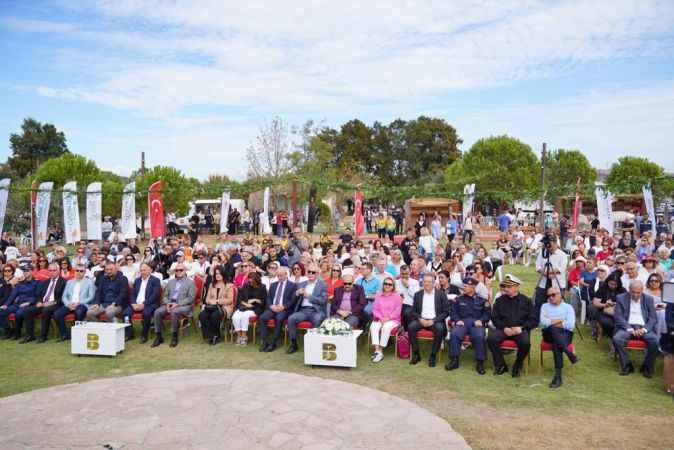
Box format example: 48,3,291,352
303,330,363,368
71,322,130,356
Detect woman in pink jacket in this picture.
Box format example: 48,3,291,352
370,276,402,363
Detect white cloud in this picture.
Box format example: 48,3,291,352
12,0,674,119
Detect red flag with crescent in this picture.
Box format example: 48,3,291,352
354,190,364,237
149,181,165,238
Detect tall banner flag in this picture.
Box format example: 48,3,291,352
572,194,582,229
62,181,81,244
220,190,230,234
642,185,657,236
595,187,614,234
261,186,272,234
148,181,165,238
354,190,364,237
0,179,10,236
86,182,102,240
35,182,53,246
462,183,475,220
121,182,137,239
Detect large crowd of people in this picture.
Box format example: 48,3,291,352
1,211,674,392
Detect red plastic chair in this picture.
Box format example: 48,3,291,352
499,338,531,371
540,341,576,371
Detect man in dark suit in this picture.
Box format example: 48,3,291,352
408,273,449,367
330,274,367,328
34,262,67,343
124,263,162,343
613,279,659,378
259,267,296,352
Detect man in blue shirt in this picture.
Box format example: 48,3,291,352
356,263,382,319
540,286,579,388
497,211,511,233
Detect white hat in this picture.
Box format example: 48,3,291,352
502,274,522,286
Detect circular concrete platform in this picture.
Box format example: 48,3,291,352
0,369,469,450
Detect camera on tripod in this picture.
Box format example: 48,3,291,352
541,232,555,258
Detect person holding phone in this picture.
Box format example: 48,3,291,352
231,271,266,346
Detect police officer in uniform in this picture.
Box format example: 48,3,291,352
445,277,490,374
487,274,538,377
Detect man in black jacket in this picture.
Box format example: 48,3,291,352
487,274,538,377
407,273,449,367
34,263,67,343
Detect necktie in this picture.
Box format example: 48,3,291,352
44,279,56,303
274,282,284,306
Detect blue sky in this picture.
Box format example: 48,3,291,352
1,0,674,180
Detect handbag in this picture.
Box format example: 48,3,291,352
397,331,411,359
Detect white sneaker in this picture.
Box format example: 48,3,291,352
372,352,384,363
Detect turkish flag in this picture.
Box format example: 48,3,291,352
148,181,165,238
354,190,364,237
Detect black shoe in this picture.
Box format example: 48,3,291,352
1,329,12,340
476,361,486,375
169,333,178,348
151,334,164,348
494,365,509,375
265,343,277,352
511,365,521,378
259,342,268,352
20,335,35,344
36,336,47,344
569,354,580,365
210,336,220,346
619,363,634,376
286,341,298,354
641,366,653,378
11,333,20,341
410,353,421,365
57,335,69,342
445,357,459,371
549,374,562,388
428,354,437,367
139,334,148,344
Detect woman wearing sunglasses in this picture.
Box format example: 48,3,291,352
369,276,402,363
31,256,50,281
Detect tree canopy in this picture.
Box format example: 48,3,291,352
131,165,200,216
544,148,597,201
8,118,69,178
444,135,539,203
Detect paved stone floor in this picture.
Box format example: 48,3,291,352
0,369,470,450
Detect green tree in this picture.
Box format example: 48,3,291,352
544,149,597,201
445,135,539,203
132,165,199,216
8,118,69,177
605,156,667,194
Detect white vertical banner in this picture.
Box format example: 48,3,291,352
462,183,475,219
121,182,137,239
86,182,102,240
36,182,53,246
261,186,272,234
595,187,614,234
642,185,657,236
62,181,81,244
219,190,230,234
0,178,10,236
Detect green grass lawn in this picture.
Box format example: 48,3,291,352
1,264,673,449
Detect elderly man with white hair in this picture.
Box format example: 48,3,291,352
612,280,659,378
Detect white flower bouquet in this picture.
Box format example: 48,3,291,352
318,317,352,336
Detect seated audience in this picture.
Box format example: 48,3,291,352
540,286,579,388
369,276,402,363
258,266,296,352
54,265,95,341
152,263,196,348
231,271,266,346
407,273,449,367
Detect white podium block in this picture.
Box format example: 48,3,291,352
303,330,363,368
71,322,129,356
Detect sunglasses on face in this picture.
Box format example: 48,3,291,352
332,268,341,272
293,267,301,271
3,269,13,273
75,269,85,273
307,270,317,274
343,282,353,286
383,282,394,287
175,269,185,272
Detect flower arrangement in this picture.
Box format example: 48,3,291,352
318,317,352,336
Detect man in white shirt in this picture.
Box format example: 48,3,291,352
261,262,279,290
125,263,162,343
407,274,449,367
396,265,420,330
534,240,567,317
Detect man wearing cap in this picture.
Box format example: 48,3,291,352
407,273,449,367
446,277,490,374
487,274,538,377
540,286,578,388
